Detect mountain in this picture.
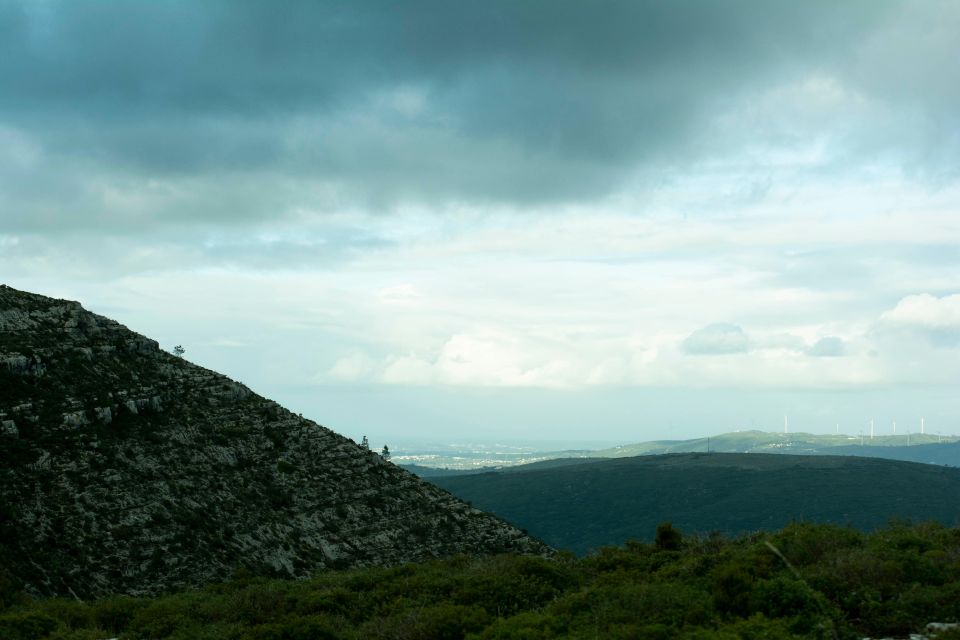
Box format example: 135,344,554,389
0,285,548,598
428,452,960,555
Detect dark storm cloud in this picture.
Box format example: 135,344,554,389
1,1,883,118
0,0,947,232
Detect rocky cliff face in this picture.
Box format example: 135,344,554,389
0,285,549,598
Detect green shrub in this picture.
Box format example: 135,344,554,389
712,563,755,617
45,629,109,640
3,520,960,639
655,522,683,551
473,610,564,639
769,522,862,567
721,614,796,640
243,615,341,640
410,603,489,640
455,557,570,616
125,594,214,638
294,587,358,620
0,611,60,640
35,599,93,631
751,577,817,619
0,563,25,611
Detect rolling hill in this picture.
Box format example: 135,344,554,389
428,452,960,555
591,429,958,459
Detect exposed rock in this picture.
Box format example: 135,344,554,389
0,284,550,598
0,419,16,437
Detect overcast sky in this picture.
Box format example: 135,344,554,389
2,0,958,446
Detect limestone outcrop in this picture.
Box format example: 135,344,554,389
0,285,549,598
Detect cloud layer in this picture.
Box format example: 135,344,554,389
1,1,958,439
2,0,959,236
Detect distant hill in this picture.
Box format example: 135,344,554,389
819,441,960,466
591,429,957,459
428,452,960,555
401,457,609,478
398,464,492,478
0,285,547,598
401,430,960,474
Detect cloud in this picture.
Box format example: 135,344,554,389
328,353,378,382
1,0,934,237
878,293,960,347
807,336,846,357
681,323,749,355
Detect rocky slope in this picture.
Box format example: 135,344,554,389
0,285,549,598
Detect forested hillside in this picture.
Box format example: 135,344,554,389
430,452,960,554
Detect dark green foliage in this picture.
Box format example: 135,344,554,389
429,452,960,554
3,521,960,639
0,562,25,610
91,595,145,635
655,521,683,551
0,611,59,640
712,562,755,617
244,615,340,640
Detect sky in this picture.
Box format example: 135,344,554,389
1,0,959,447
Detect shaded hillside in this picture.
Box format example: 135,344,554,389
820,441,960,466
0,285,547,598
429,452,960,555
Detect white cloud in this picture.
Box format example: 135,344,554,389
681,324,749,355
878,293,960,347
328,353,379,382
381,354,435,385
807,336,846,357
377,283,424,306
880,293,960,329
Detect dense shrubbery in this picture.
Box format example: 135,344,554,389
2,521,960,639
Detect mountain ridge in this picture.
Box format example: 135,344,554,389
0,285,548,598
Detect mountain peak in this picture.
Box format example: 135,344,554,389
0,287,549,598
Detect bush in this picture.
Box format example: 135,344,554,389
474,611,564,639
4,521,960,639
712,563,755,617
35,599,96,633
244,615,341,640
0,611,60,640
655,522,683,551
409,603,489,640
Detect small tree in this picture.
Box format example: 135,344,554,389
655,521,683,551
360,435,369,450
381,445,391,461
173,345,185,358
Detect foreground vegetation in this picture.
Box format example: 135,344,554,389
3,521,960,639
